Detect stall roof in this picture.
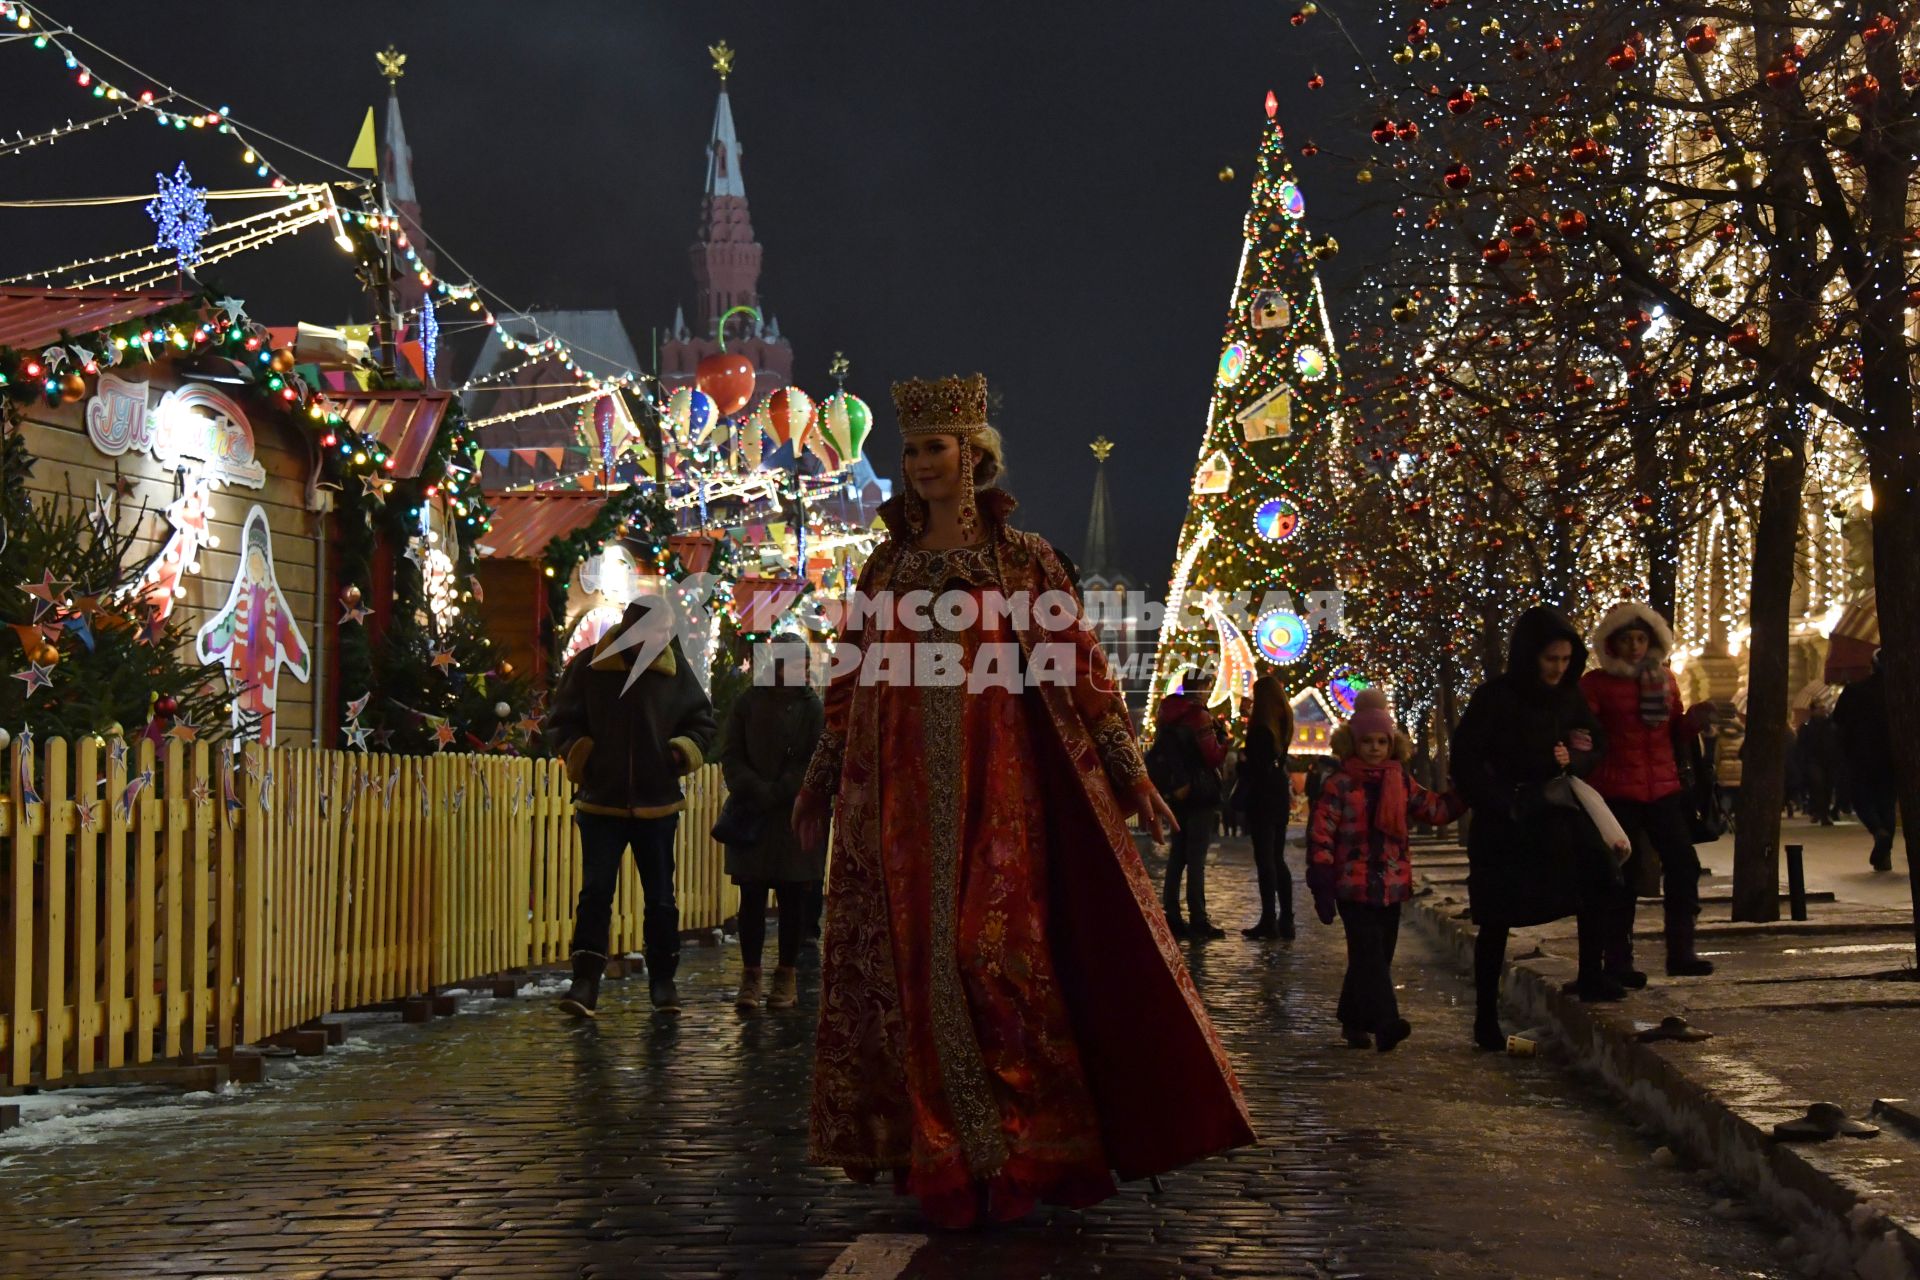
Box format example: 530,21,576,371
329,390,452,480
0,286,194,350
475,491,607,561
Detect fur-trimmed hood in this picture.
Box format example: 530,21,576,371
1589,601,1675,677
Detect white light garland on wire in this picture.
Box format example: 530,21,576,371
1,187,332,284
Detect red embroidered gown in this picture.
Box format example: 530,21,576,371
801,491,1254,1228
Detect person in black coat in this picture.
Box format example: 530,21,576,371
1450,605,1614,1051
1794,702,1840,825
1239,674,1297,939
1833,650,1895,871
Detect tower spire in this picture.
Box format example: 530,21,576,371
1084,437,1117,580
691,39,761,336
376,45,433,322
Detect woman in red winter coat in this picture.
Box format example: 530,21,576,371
1580,603,1715,981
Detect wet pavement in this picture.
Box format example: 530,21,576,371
0,838,1797,1279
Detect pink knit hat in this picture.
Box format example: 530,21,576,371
1347,688,1396,740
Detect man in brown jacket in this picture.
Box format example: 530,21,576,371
544,596,717,1018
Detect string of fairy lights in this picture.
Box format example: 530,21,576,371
1284,0,1904,712
0,0,885,618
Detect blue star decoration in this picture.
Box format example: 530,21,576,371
147,162,211,272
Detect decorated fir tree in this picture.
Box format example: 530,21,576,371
1146,96,1365,749
0,420,244,744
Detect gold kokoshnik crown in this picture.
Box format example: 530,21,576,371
891,373,991,436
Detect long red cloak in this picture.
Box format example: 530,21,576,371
801,489,1254,1222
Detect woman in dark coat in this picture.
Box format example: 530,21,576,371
1240,674,1297,939
1450,606,1613,1051
719,638,826,1012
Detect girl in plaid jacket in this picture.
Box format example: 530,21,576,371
1307,690,1464,1051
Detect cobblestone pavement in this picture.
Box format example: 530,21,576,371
0,839,1797,1279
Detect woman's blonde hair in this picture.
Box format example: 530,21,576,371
970,426,1004,488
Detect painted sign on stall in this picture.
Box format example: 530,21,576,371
196,505,311,745
85,375,266,489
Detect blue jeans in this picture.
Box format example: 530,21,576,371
569,812,680,977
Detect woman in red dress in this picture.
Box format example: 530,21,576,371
791,374,1254,1228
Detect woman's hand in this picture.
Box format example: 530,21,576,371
1130,780,1180,843
1553,742,1572,768
792,789,829,855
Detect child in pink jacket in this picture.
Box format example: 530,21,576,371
1308,690,1464,1051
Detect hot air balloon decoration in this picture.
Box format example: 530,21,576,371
762,386,817,452
666,386,719,446
816,390,873,468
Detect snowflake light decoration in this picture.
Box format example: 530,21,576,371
420,298,440,383
147,162,210,271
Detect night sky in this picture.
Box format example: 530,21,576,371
0,1,1386,582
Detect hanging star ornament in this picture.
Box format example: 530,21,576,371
13,663,53,698
215,297,245,325
345,692,371,720
344,723,372,752
340,600,371,625
431,650,456,671
20,570,68,604
190,778,211,807
74,799,98,832
147,162,211,272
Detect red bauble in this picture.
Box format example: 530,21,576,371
1846,73,1881,104
1442,162,1472,190
1371,119,1395,144
1407,17,1429,42
1509,161,1538,184
1569,137,1603,165
1863,13,1897,42
694,353,756,417
1482,238,1512,265
1607,43,1637,70
1510,216,1538,241
1446,86,1476,115
1558,209,1589,236
1307,73,1325,90
1684,23,1718,52
1727,323,1762,352
156,695,179,717
1765,54,1799,89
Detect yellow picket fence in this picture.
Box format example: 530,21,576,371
1,737,737,1086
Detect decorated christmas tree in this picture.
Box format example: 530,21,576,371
0,418,244,745
1146,95,1364,749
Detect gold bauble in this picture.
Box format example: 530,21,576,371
33,643,59,665
59,371,87,403
1356,168,1374,184
269,347,297,374
1218,166,1236,183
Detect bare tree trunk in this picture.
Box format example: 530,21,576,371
1731,16,1817,921
1732,433,1804,921
1853,62,1920,961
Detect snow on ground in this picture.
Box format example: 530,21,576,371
1,970,574,1155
